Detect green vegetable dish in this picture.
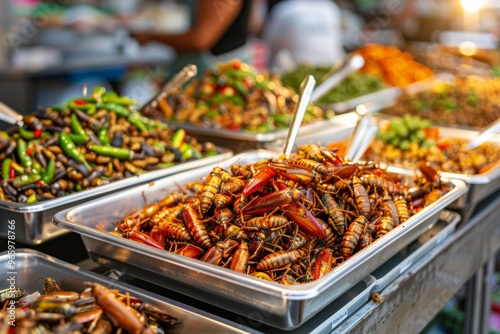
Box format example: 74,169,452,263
281,64,386,104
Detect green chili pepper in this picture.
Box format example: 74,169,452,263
97,103,130,117
18,127,49,140
171,129,186,148
92,86,107,102
2,158,13,180
179,142,202,160
41,156,55,184
90,145,132,160
68,99,95,111
204,150,219,157
152,120,168,130
13,173,41,187
103,95,140,106
67,134,89,145
10,162,24,175
17,138,33,169
26,193,38,203
70,113,89,143
59,133,91,169
49,103,67,113
232,80,249,96
127,116,148,132
152,141,166,153
97,127,110,146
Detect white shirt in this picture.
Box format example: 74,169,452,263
264,0,345,70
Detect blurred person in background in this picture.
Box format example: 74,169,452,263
263,0,345,71
131,0,253,77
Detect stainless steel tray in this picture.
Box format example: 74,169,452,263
0,147,232,245
267,122,498,212
370,210,461,292
0,249,254,334
164,111,359,152
318,73,455,114
435,127,500,211
53,150,467,330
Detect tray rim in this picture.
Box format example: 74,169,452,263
163,111,360,142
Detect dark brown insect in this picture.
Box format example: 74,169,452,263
340,215,368,257
182,206,212,249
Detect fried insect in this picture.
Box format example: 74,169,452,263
200,166,224,214
340,215,368,257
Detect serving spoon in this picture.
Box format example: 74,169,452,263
282,75,316,157
344,104,378,162
139,64,197,114
311,54,365,103
465,117,500,150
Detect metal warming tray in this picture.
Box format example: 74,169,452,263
370,210,461,293
318,73,455,114
53,150,467,330
164,112,359,152
267,122,498,213
435,127,500,211
0,249,255,334
0,147,232,245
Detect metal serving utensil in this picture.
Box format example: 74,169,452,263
0,101,24,126
282,75,316,157
139,64,197,113
344,104,377,162
311,54,365,103
466,117,500,150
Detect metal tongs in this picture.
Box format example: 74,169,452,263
311,54,365,103
0,101,24,126
282,75,316,157
465,117,500,150
139,64,197,113
344,104,378,162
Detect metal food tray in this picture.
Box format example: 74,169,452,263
256,276,376,334
318,73,455,114
0,249,254,334
267,121,498,213
370,210,461,292
164,111,359,152
0,147,232,245
53,150,467,330
434,127,500,211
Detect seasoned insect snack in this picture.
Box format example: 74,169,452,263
0,87,219,203
2,277,179,333
382,76,500,128
355,44,434,87
366,115,500,174
106,145,454,285
143,59,324,132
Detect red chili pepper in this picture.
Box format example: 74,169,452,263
9,163,16,179
33,128,42,139
227,124,241,131
26,144,35,155
37,180,45,187
73,99,86,106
